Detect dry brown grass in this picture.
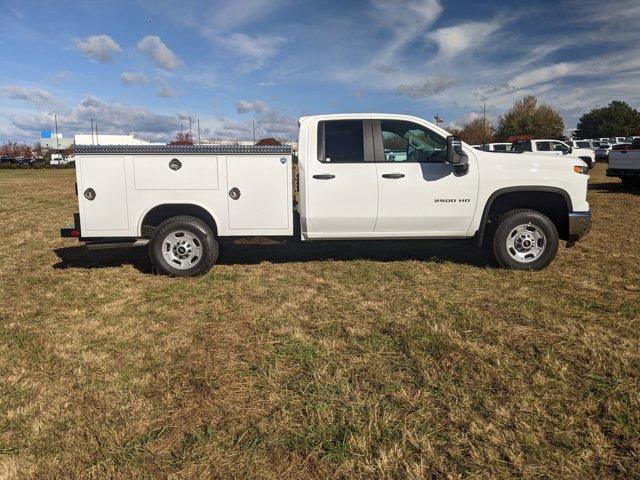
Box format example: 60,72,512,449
0,165,638,479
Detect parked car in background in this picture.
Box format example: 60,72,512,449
595,143,612,162
50,154,69,165
16,157,35,166
511,139,595,168
607,139,640,188
480,142,512,152
0,156,14,165
594,143,632,162
567,140,597,150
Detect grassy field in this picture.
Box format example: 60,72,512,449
0,165,638,479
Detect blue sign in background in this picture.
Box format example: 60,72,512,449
41,130,52,139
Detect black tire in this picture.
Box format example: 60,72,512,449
492,209,559,270
149,215,218,277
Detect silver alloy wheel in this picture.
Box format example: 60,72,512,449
161,230,203,270
505,223,547,264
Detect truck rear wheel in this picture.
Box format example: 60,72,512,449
492,209,559,270
149,216,218,277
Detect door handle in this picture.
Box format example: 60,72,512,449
381,173,405,179
313,174,335,179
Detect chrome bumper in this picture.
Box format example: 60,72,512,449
568,211,591,242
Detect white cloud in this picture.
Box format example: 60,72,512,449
220,33,286,72
371,0,443,62
237,100,269,114
137,36,183,70
75,34,122,62
4,95,182,142
121,72,149,85
0,85,58,106
427,20,502,57
213,110,297,140
397,74,457,98
508,62,575,90
210,99,296,140
157,78,179,98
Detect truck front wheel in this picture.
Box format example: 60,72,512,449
149,216,218,277
492,209,559,270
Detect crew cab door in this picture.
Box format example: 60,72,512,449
304,119,378,237
373,119,478,235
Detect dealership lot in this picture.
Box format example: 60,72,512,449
0,166,638,478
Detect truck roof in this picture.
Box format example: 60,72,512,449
298,113,453,139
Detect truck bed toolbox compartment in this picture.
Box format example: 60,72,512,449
227,155,291,230
133,155,219,190
74,144,293,238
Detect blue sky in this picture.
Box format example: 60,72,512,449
1,0,639,143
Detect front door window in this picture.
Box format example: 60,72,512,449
380,120,447,163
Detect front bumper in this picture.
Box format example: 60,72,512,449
607,168,640,177
568,211,591,242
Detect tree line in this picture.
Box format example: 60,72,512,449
450,96,640,145
169,131,283,146
0,141,40,158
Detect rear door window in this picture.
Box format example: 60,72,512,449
513,141,532,152
537,141,552,151
318,120,365,163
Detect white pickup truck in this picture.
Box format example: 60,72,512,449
607,140,640,188
511,139,595,168
61,114,591,275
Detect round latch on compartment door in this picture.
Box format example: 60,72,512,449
84,188,96,201
228,187,241,200
169,158,182,170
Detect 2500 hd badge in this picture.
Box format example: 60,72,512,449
435,198,471,203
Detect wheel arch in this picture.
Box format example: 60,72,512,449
476,186,572,246
139,203,220,237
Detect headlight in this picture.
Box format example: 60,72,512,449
573,165,589,175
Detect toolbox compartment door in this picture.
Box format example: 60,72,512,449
133,155,219,190
78,155,129,233
226,155,292,232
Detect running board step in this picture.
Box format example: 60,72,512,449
85,239,149,250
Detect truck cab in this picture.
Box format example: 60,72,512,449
62,113,591,276
607,139,640,188
512,139,595,168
